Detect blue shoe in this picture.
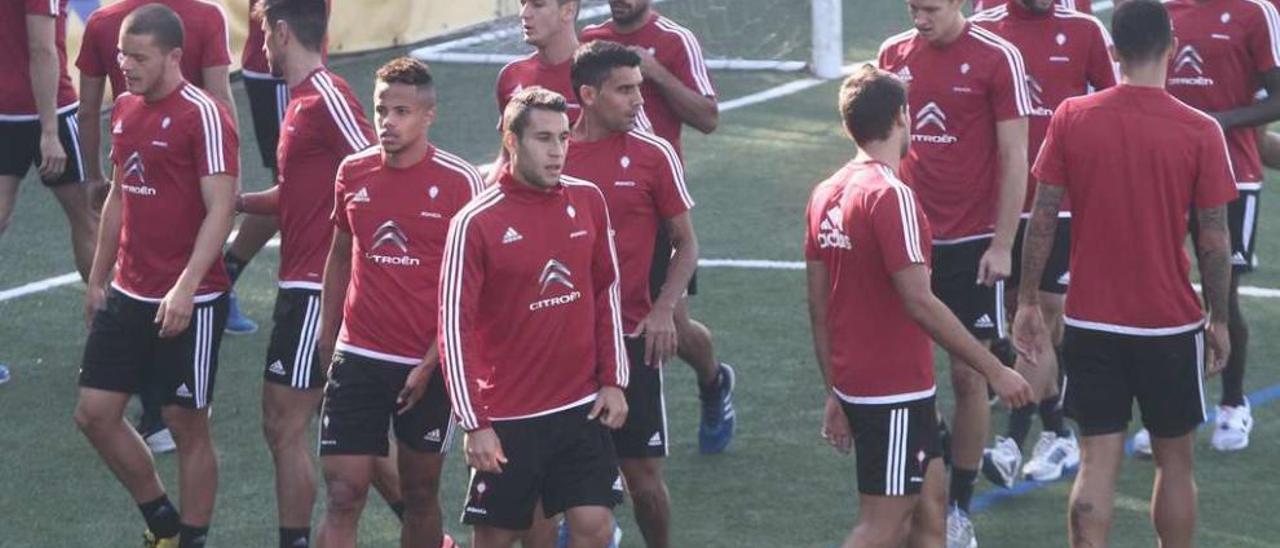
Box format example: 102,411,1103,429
0,364,10,385
223,291,258,335
556,519,622,548
698,363,737,454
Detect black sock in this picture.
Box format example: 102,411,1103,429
223,250,250,286
1040,397,1068,437
949,468,978,512
388,500,406,522
137,495,180,538
1006,403,1036,449
279,527,310,548
179,524,209,548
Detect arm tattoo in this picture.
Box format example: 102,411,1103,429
1196,205,1232,322
1018,184,1066,304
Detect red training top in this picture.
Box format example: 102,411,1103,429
1,0,77,117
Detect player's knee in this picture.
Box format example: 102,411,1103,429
851,520,906,548
261,415,301,455
566,513,612,544
400,477,441,511
72,402,109,435
324,477,369,514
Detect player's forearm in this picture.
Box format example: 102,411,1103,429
1258,128,1280,170
78,107,104,183
318,234,353,348
203,66,238,126
655,222,699,311
805,263,835,389
1195,205,1232,324
237,186,280,215
647,64,718,134
26,23,60,135
1017,185,1065,306
176,185,237,293
904,293,1004,379
88,185,123,289
993,141,1028,250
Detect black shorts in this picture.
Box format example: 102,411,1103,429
1010,217,1071,294
649,224,698,299
0,107,85,185
243,75,288,169
931,237,1004,339
1061,325,1206,438
79,289,228,409
319,351,455,456
461,403,620,530
841,396,942,497
612,337,668,459
264,287,326,390
1229,186,1261,273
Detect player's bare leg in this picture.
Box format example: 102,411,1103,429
262,383,324,535
620,458,670,548
908,458,947,548
949,355,990,500
228,213,278,265
372,444,406,518
846,493,919,548
1150,433,1197,548
520,501,558,548
318,455,374,548
473,526,522,548
162,405,218,527
1068,432,1124,548
674,300,717,386
563,506,614,548
676,300,737,454
73,388,167,503
0,176,20,239
49,181,97,280
397,443,446,548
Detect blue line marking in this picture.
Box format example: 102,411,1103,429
972,383,1280,513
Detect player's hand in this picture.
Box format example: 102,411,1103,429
821,393,853,454
627,46,663,78
464,428,508,473
1205,320,1231,377
38,131,67,181
588,385,628,429
83,284,108,329
154,284,196,337
396,362,435,415
977,244,1012,286
1011,303,1049,367
989,366,1035,408
632,305,676,367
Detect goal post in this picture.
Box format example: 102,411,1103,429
410,0,845,78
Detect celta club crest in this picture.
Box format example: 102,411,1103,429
372,220,410,253
429,185,439,199
566,205,576,219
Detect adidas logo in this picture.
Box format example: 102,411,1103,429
268,360,286,375
648,432,663,447
352,187,370,203
502,226,523,244
1058,271,1070,286
974,315,994,329
424,429,442,443
175,384,192,398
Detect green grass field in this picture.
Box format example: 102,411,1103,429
2,1,1279,546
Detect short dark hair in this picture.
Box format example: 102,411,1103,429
503,87,568,137
838,65,907,145
1112,0,1173,64
570,40,641,101
377,57,434,89
123,3,184,52
254,0,327,52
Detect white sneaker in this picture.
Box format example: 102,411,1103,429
1131,428,1152,459
1021,432,1056,479
981,436,1021,488
1024,431,1079,482
946,506,978,548
1211,399,1253,452
144,428,177,454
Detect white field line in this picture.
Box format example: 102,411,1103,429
412,0,668,56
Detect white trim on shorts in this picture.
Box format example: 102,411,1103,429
834,385,937,406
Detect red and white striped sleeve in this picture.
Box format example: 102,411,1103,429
439,189,501,432
655,17,716,97
313,71,374,155
872,167,930,274
180,85,239,177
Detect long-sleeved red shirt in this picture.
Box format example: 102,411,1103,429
439,171,629,432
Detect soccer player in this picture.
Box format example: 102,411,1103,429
806,64,1033,548
314,57,480,548
973,0,1091,13
76,0,238,457
582,0,736,456
970,0,1117,486
0,0,95,285
1125,0,1280,456
441,87,628,548
1013,2,1235,545
72,5,238,547
562,40,696,548
878,0,1031,544
230,2,404,546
